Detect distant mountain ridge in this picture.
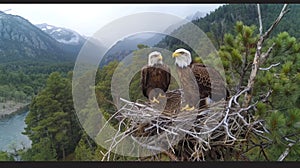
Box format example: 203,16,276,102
100,33,165,67
0,11,78,63
186,11,206,21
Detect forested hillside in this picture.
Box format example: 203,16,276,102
0,61,74,104
157,4,300,49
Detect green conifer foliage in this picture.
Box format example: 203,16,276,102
23,72,82,160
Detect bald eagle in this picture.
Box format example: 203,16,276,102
141,51,171,104
172,48,229,111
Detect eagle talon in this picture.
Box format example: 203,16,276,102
158,93,166,98
181,104,195,111
150,97,160,104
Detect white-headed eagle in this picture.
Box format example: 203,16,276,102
172,48,229,111
141,51,171,105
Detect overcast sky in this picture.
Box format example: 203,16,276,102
0,4,223,36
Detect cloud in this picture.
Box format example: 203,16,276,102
0,4,223,36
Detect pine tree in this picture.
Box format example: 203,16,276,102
74,134,95,161
252,32,300,161
219,21,258,93
21,137,57,161
23,72,82,160
218,21,300,161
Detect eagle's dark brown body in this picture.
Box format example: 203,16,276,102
141,64,171,99
177,63,229,108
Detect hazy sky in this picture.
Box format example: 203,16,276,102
0,4,223,36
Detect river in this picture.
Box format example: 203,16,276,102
0,111,31,152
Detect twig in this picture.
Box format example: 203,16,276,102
120,97,146,108
259,62,280,71
278,141,299,161
260,142,270,161
284,137,296,143
261,43,276,62
262,4,289,40
234,87,250,106
130,135,164,151
261,90,273,103
257,4,263,36
162,150,179,161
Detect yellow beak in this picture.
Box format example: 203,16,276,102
172,52,180,58
158,55,163,60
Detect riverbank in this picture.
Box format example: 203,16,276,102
0,110,31,154
0,101,30,119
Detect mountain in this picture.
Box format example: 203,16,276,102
0,11,76,63
100,32,165,67
36,23,87,57
186,11,206,21
107,33,164,54
36,23,86,46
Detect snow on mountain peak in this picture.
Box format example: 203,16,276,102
36,23,86,46
46,25,53,29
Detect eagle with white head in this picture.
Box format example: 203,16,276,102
141,51,171,105
172,48,229,111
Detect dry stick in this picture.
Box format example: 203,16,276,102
260,143,270,161
102,128,137,161
260,90,273,103
257,4,263,36
278,141,299,161
261,43,275,62
162,150,179,161
259,63,281,71
243,4,289,107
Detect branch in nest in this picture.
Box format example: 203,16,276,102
103,89,268,161
162,150,179,161
233,87,251,107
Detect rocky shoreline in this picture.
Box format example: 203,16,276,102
0,103,30,119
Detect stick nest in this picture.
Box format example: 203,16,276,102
104,89,266,161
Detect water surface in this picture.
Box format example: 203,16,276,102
0,111,31,152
